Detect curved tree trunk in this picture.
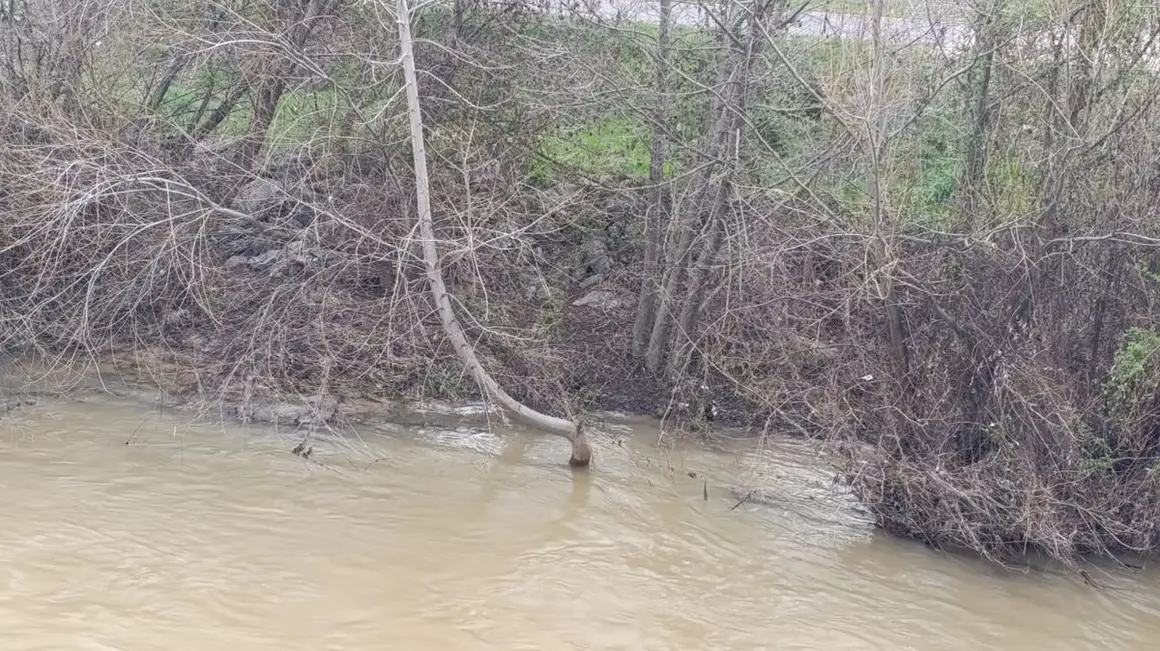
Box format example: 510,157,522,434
394,0,591,467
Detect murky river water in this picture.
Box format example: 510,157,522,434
2,395,1159,650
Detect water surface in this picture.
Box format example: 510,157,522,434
0,397,1157,650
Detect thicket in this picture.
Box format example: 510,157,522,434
3,0,1160,566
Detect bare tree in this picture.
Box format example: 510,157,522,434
631,0,673,359
958,0,1002,222
234,0,338,174
393,0,592,467
638,0,783,376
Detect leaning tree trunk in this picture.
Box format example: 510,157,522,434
394,0,591,467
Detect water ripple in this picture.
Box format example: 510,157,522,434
0,398,1157,649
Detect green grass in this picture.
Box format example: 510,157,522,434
521,18,973,232
146,70,391,153
1106,326,1160,425
899,117,961,228
532,114,658,181
981,156,1036,219
83,4,1042,233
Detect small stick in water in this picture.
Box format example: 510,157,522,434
730,491,753,511
124,418,148,445
703,479,708,502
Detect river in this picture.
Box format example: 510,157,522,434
1,395,1159,649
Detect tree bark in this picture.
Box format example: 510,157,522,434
631,0,673,359
959,0,1000,222
235,70,287,173
394,0,591,467
147,48,190,114
235,0,336,174
666,212,726,379
655,0,774,375
642,6,745,373
866,0,909,374
192,81,247,142
644,177,720,373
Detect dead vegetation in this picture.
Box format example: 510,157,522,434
3,0,1160,566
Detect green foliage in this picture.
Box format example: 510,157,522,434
525,17,718,184
537,293,565,332
748,95,824,159
915,133,959,209
1105,326,1160,424
891,122,960,230
1079,426,1116,475
983,157,1037,218
145,62,361,151
532,115,657,181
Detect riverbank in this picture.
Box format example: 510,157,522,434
5,0,1160,569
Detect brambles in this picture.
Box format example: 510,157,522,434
5,0,1160,564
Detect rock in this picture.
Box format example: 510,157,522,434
269,240,308,277
266,403,313,423
235,178,284,217
575,238,611,284
578,273,604,289
161,308,190,328
225,248,283,271
216,227,277,258
572,289,631,310
239,395,338,427
287,203,316,228
604,195,638,242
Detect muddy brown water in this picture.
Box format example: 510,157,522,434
1,395,1159,650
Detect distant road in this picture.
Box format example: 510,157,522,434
590,0,971,47
789,10,967,46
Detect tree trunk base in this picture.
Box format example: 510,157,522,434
396,0,589,469
568,429,593,467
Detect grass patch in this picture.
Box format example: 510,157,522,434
1106,326,1160,425
532,114,659,181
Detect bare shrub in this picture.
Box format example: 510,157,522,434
5,0,1160,564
